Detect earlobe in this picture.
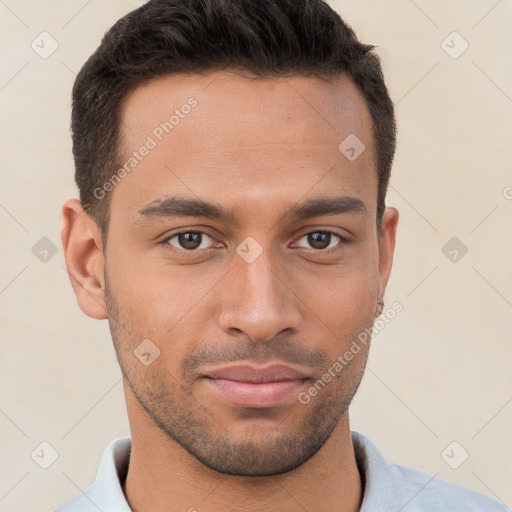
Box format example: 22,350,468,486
61,199,107,320
377,206,399,300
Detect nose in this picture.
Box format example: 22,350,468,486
218,247,303,343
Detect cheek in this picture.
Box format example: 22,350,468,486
293,264,378,366
299,261,378,322
106,253,220,336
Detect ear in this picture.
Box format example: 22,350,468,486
61,199,107,320
377,206,399,298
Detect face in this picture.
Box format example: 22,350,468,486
94,70,396,476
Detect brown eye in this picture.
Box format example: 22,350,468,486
295,231,344,251
165,231,215,251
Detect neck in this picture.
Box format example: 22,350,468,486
122,383,363,512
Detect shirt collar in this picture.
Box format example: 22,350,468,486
63,431,399,511
352,430,401,510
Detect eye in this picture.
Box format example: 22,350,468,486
160,229,348,257
163,230,218,252
293,231,346,251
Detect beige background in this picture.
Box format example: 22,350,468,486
1,1,511,510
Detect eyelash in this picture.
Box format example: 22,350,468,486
160,229,349,257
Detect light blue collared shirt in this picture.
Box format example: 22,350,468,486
55,431,510,511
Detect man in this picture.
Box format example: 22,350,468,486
57,0,509,511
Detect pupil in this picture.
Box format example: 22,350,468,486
309,232,329,249
179,232,201,250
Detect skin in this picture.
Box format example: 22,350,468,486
61,69,399,512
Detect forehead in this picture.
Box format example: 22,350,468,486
112,69,377,224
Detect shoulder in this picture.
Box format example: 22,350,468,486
54,436,132,512
54,492,92,512
351,431,510,512
390,462,510,512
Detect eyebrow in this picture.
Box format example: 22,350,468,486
137,194,367,224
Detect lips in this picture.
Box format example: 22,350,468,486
201,364,310,408
203,364,309,383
